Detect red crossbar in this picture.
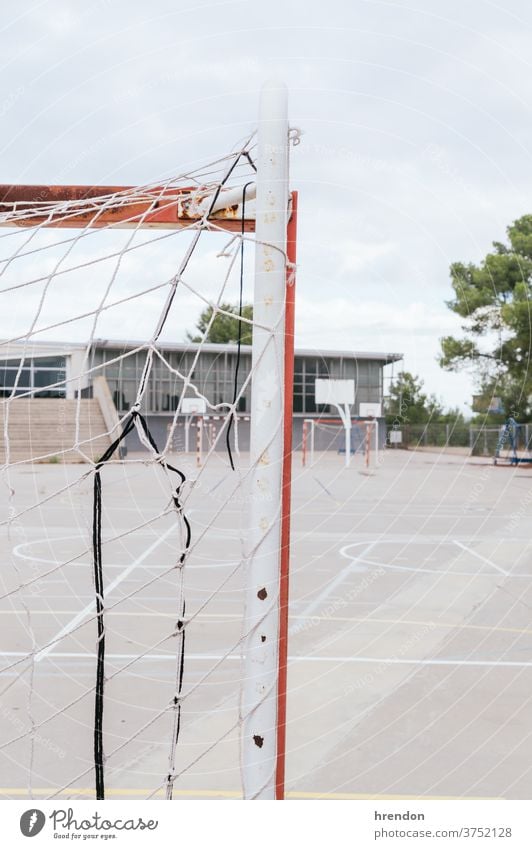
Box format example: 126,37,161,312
0,184,256,232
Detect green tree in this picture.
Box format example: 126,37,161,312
438,406,467,426
439,214,532,419
385,371,444,425
186,302,253,345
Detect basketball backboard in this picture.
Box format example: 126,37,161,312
359,402,382,418
315,378,355,406
181,397,207,415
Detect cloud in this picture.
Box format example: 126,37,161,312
338,239,397,275
296,296,460,346
1,0,531,411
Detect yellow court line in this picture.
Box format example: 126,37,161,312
0,787,496,801
304,614,532,638
2,609,532,637
288,792,495,800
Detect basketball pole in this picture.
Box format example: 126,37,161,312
301,419,314,468
332,403,351,467
242,81,290,800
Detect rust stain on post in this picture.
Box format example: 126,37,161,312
0,184,257,232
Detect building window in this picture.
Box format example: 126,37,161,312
0,357,66,398
291,356,335,415
102,348,253,415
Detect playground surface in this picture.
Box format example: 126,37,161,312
1,447,532,799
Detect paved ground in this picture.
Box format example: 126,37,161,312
1,446,532,799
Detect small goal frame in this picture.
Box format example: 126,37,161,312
302,417,379,469
0,82,297,801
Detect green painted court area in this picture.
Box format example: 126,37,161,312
1,448,532,799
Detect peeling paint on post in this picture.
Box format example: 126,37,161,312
242,81,289,800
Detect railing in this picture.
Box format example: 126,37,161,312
388,423,532,456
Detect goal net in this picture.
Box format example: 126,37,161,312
302,418,379,468
0,84,297,801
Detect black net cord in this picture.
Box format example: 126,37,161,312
166,603,186,800
92,470,105,800
91,410,189,800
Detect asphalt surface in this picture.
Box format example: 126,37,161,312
1,447,531,799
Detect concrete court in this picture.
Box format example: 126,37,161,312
1,446,532,800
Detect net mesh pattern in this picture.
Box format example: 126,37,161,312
0,136,284,800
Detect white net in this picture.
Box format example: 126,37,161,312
303,418,379,467
0,135,290,800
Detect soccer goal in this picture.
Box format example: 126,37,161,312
0,83,298,801
302,418,379,468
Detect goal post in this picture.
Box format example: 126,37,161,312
359,402,382,467
243,80,291,800
303,417,379,468
0,82,298,802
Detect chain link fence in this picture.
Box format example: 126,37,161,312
470,422,532,457
388,422,532,456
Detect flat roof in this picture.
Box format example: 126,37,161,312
0,338,403,364
93,339,403,363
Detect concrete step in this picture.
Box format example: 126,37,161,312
0,399,112,463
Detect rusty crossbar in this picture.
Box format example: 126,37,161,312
0,184,257,232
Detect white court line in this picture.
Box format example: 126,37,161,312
454,540,509,577
338,540,530,578
289,542,378,634
13,533,230,571
33,523,178,663
2,651,532,669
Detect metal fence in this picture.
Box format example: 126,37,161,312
391,423,470,450
470,423,532,458
389,422,532,456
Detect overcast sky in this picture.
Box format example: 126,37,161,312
3,0,532,412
